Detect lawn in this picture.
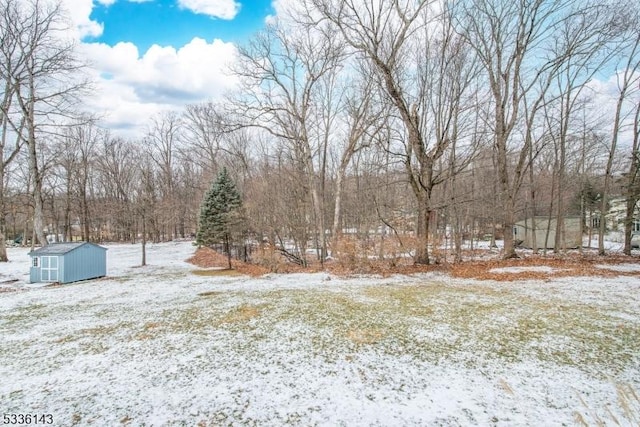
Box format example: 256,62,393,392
0,242,639,426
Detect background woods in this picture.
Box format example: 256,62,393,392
1,0,639,266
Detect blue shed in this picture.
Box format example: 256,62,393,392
29,242,107,284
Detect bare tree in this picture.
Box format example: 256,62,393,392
136,152,155,266
2,0,87,246
330,73,383,244
95,136,139,241
310,0,476,264
452,0,594,258
52,119,100,242
542,3,618,253
230,20,343,265
0,0,26,259
599,11,640,255
0,97,22,259
145,111,182,240
182,102,225,178
624,99,640,254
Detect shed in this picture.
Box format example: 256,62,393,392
513,216,582,250
29,242,107,284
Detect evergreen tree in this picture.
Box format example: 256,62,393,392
196,168,243,268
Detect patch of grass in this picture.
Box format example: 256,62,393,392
151,300,267,334
79,324,124,337
4,277,637,385
198,291,223,297
241,283,640,371
53,335,78,344
113,276,133,283
346,328,384,345
192,269,244,277
132,321,165,340
1,303,48,326
219,304,263,324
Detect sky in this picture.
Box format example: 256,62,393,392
64,0,279,138
61,0,634,143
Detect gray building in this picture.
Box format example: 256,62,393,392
29,242,107,284
514,217,582,250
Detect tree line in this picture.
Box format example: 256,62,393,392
1,0,639,265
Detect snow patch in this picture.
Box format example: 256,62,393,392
595,263,640,273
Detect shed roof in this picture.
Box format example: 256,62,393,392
29,242,107,256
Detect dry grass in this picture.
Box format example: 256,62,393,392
574,383,640,426
346,328,384,345
498,378,515,396
192,269,244,277
79,324,122,337
219,304,262,324
187,245,639,281
449,255,640,281
133,322,163,340
197,291,222,297
188,247,270,276
616,383,640,424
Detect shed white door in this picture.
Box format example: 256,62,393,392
41,256,59,282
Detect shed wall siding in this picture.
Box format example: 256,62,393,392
62,245,106,283
514,218,581,249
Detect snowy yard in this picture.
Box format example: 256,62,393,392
1,242,639,426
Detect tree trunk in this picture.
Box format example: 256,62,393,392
623,102,640,255
502,196,517,259
82,190,90,241
225,234,232,270
0,232,6,262
64,172,72,242
310,184,326,265
414,196,431,264
21,69,47,246
543,171,557,255
497,137,517,258
624,198,638,255
141,215,147,266
0,234,6,263
28,138,47,246
554,133,567,254
599,93,626,255
331,170,345,250
0,167,7,261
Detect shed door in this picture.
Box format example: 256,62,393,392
41,256,59,282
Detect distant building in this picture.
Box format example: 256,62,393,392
604,197,640,232
514,217,582,250
29,242,107,284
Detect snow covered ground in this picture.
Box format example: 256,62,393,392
1,242,639,426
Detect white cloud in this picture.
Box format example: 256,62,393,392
56,0,241,138
265,0,301,24
79,38,239,138
63,0,104,38
177,0,241,19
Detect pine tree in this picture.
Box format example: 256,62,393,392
196,168,243,269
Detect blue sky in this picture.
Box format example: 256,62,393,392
69,0,278,136
71,0,630,141
86,0,274,53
